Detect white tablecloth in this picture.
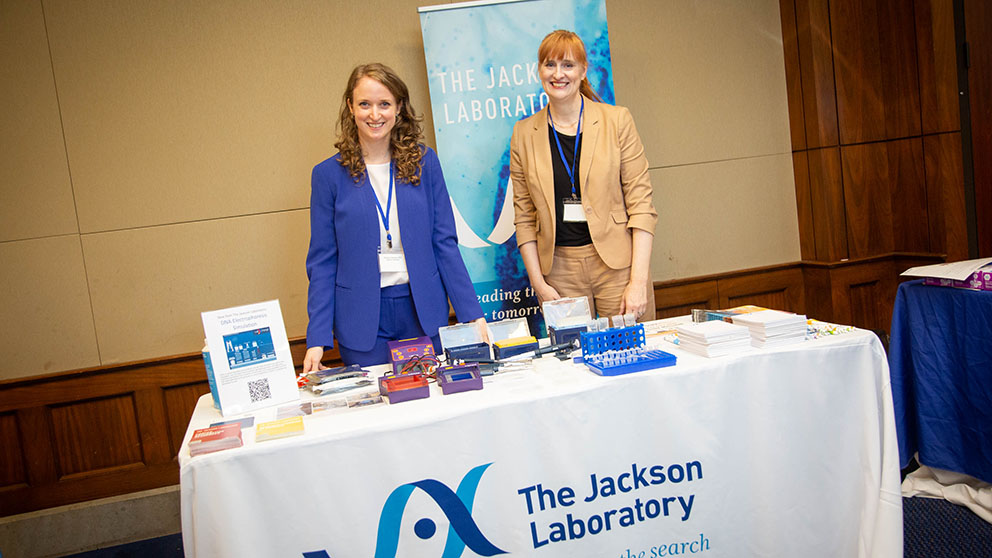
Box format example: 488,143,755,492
179,329,902,558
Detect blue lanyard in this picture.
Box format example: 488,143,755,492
548,96,583,198
371,162,394,249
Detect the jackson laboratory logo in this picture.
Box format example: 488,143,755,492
373,463,507,557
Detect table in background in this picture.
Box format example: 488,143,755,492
889,279,992,482
179,330,902,558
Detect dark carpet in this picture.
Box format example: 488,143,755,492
62,497,992,557
903,496,992,558
64,533,183,558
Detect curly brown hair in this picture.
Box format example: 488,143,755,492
335,63,425,185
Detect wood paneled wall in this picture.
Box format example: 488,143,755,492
0,255,941,517
965,0,992,256
780,0,969,263
0,342,339,517
0,357,207,516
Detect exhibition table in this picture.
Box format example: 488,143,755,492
889,279,992,483
179,328,902,558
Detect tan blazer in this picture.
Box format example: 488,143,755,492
510,98,658,274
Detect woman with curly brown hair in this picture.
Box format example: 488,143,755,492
303,63,485,370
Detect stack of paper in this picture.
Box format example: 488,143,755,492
902,257,992,291
676,320,752,357
189,423,243,457
731,310,808,348
255,416,305,442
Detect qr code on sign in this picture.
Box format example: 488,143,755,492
247,378,272,403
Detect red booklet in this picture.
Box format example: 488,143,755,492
189,422,243,457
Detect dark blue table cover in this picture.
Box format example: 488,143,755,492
889,279,992,482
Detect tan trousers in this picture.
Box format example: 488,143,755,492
545,244,657,325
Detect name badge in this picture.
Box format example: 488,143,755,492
378,250,407,273
562,198,587,223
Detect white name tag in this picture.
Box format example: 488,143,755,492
562,199,587,222
378,251,407,273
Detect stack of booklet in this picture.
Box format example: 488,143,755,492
189,422,244,457
730,309,808,348
676,320,752,357
306,364,374,395
255,416,305,442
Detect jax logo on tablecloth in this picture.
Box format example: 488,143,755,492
374,462,507,557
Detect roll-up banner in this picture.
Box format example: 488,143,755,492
419,0,614,336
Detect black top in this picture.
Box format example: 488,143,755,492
548,124,592,247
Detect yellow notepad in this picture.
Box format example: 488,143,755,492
255,416,305,442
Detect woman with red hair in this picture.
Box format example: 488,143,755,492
511,30,658,325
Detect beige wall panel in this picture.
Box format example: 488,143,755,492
44,0,433,234
610,0,793,167
651,155,801,280
0,236,99,380
82,210,309,365
0,0,78,242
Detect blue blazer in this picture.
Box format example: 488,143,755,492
306,146,483,352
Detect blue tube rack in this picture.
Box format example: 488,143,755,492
580,324,646,357
579,325,677,376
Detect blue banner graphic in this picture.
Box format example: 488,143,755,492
419,0,614,336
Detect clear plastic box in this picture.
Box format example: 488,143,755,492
542,296,592,329
487,317,531,343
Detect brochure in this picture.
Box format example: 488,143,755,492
189,423,244,457
201,300,300,416
255,416,305,442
